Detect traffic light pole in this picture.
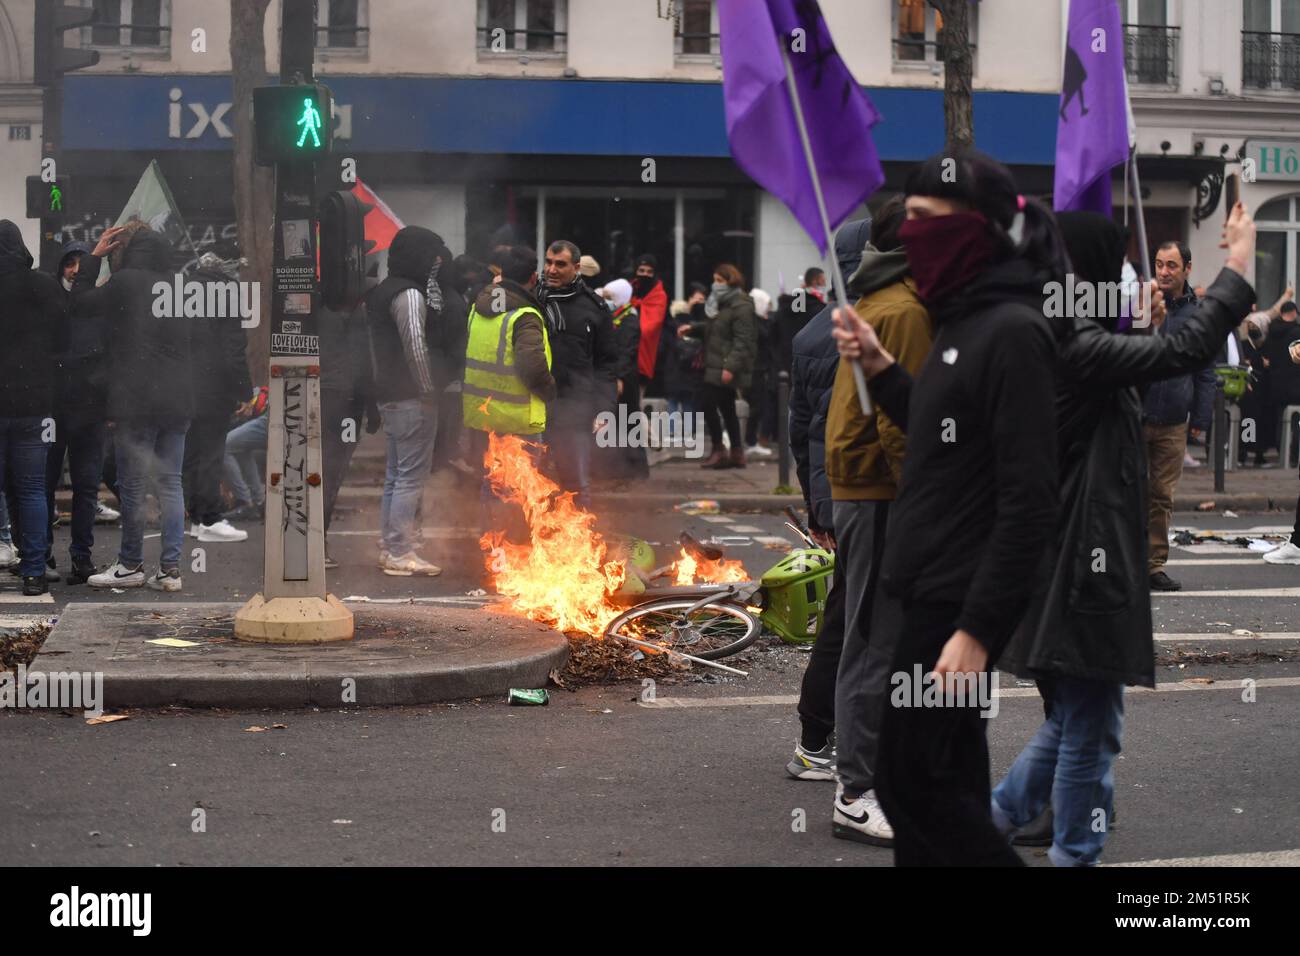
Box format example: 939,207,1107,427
234,0,352,642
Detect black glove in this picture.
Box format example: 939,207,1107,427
364,400,382,434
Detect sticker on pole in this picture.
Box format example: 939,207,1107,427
272,333,319,355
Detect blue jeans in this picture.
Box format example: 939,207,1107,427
116,419,189,570
223,414,268,507
992,677,1125,867
379,399,437,556
0,417,50,577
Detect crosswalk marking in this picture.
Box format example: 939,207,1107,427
1155,631,1300,641
640,677,1300,708
1109,848,1300,867
1155,587,1300,598
0,592,55,604
1166,558,1269,566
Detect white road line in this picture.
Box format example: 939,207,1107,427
341,595,492,606
640,677,1300,708
726,525,764,533
1166,558,1267,566
0,593,55,604
1155,588,1300,597
1109,848,1300,867
0,614,56,628
754,536,793,547
1156,631,1300,641
699,516,732,524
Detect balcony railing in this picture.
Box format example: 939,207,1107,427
1243,31,1300,90
476,26,568,53
1123,23,1179,87
676,31,720,56
892,37,978,63
316,25,369,49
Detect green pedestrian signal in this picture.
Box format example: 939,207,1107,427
295,97,322,149
49,184,62,212
254,84,333,165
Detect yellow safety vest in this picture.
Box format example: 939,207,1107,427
462,305,552,434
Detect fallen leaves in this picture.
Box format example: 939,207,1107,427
86,714,129,726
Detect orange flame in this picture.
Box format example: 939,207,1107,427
480,433,751,638
670,548,749,587
480,433,625,636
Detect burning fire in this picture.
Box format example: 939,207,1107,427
670,549,748,587
480,433,752,637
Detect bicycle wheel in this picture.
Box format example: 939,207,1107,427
604,598,762,660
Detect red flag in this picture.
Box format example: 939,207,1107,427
354,179,404,253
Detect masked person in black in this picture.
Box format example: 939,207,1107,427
988,206,1257,866
0,222,65,594
833,149,1069,866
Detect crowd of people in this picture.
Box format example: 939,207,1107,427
776,146,1300,867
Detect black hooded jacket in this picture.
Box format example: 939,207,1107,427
868,257,1064,659
536,276,619,428
999,213,1256,687
72,230,194,422
0,221,65,418
364,226,458,403
789,218,871,533
188,265,253,419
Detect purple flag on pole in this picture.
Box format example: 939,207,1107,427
719,0,884,253
1054,0,1130,214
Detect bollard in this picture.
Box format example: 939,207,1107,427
1213,379,1226,494
777,371,791,488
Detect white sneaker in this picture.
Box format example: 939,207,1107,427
196,519,248,543
95,502,120,523
746,444,774,458
88,562,146,589
147,568,183,592
0,542,17,569
380,551,442,577
188,523,200,538
832,789,894,846
1263,541,1300,565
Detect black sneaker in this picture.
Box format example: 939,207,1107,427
45,556,62,583
67,556,97,585
22,575,48,596
1149,571,1181,592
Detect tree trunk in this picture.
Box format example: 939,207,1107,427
230,0,275,387
930,0,975,151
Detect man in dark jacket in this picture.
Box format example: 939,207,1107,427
182,250,253,545
785,219,867,786
44,239,104,585
75,226,194,592
364,226,452,577
536,240,618,507
993,207,1256,866
1143,240,1214,592
0,221,65,594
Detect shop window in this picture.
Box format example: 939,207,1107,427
85,0,168,48
477,0,568,55
316,0,368,51
892,0,977,71
1256,195,1298,307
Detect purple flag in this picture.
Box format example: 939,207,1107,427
719,0,883,254
1054,0,1131,214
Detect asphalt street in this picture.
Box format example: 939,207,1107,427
2,483,1298,866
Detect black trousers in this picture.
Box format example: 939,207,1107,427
44,417,106,564
698,382,742,451
795,560,847,748
321,389,360,533
183,415,231,526
875,600,1023,867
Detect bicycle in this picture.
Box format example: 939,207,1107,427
603,512,835,660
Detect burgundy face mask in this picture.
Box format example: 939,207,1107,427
898,211,1000,304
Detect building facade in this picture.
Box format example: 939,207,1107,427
0,0,1296,301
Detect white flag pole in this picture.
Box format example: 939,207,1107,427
780,44,873,416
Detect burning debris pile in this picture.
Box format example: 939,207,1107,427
478,434,748,645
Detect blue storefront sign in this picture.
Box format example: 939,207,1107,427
64,74,1057,165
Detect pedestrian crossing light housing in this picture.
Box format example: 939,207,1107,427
26,175,71,220
253,84,333,166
